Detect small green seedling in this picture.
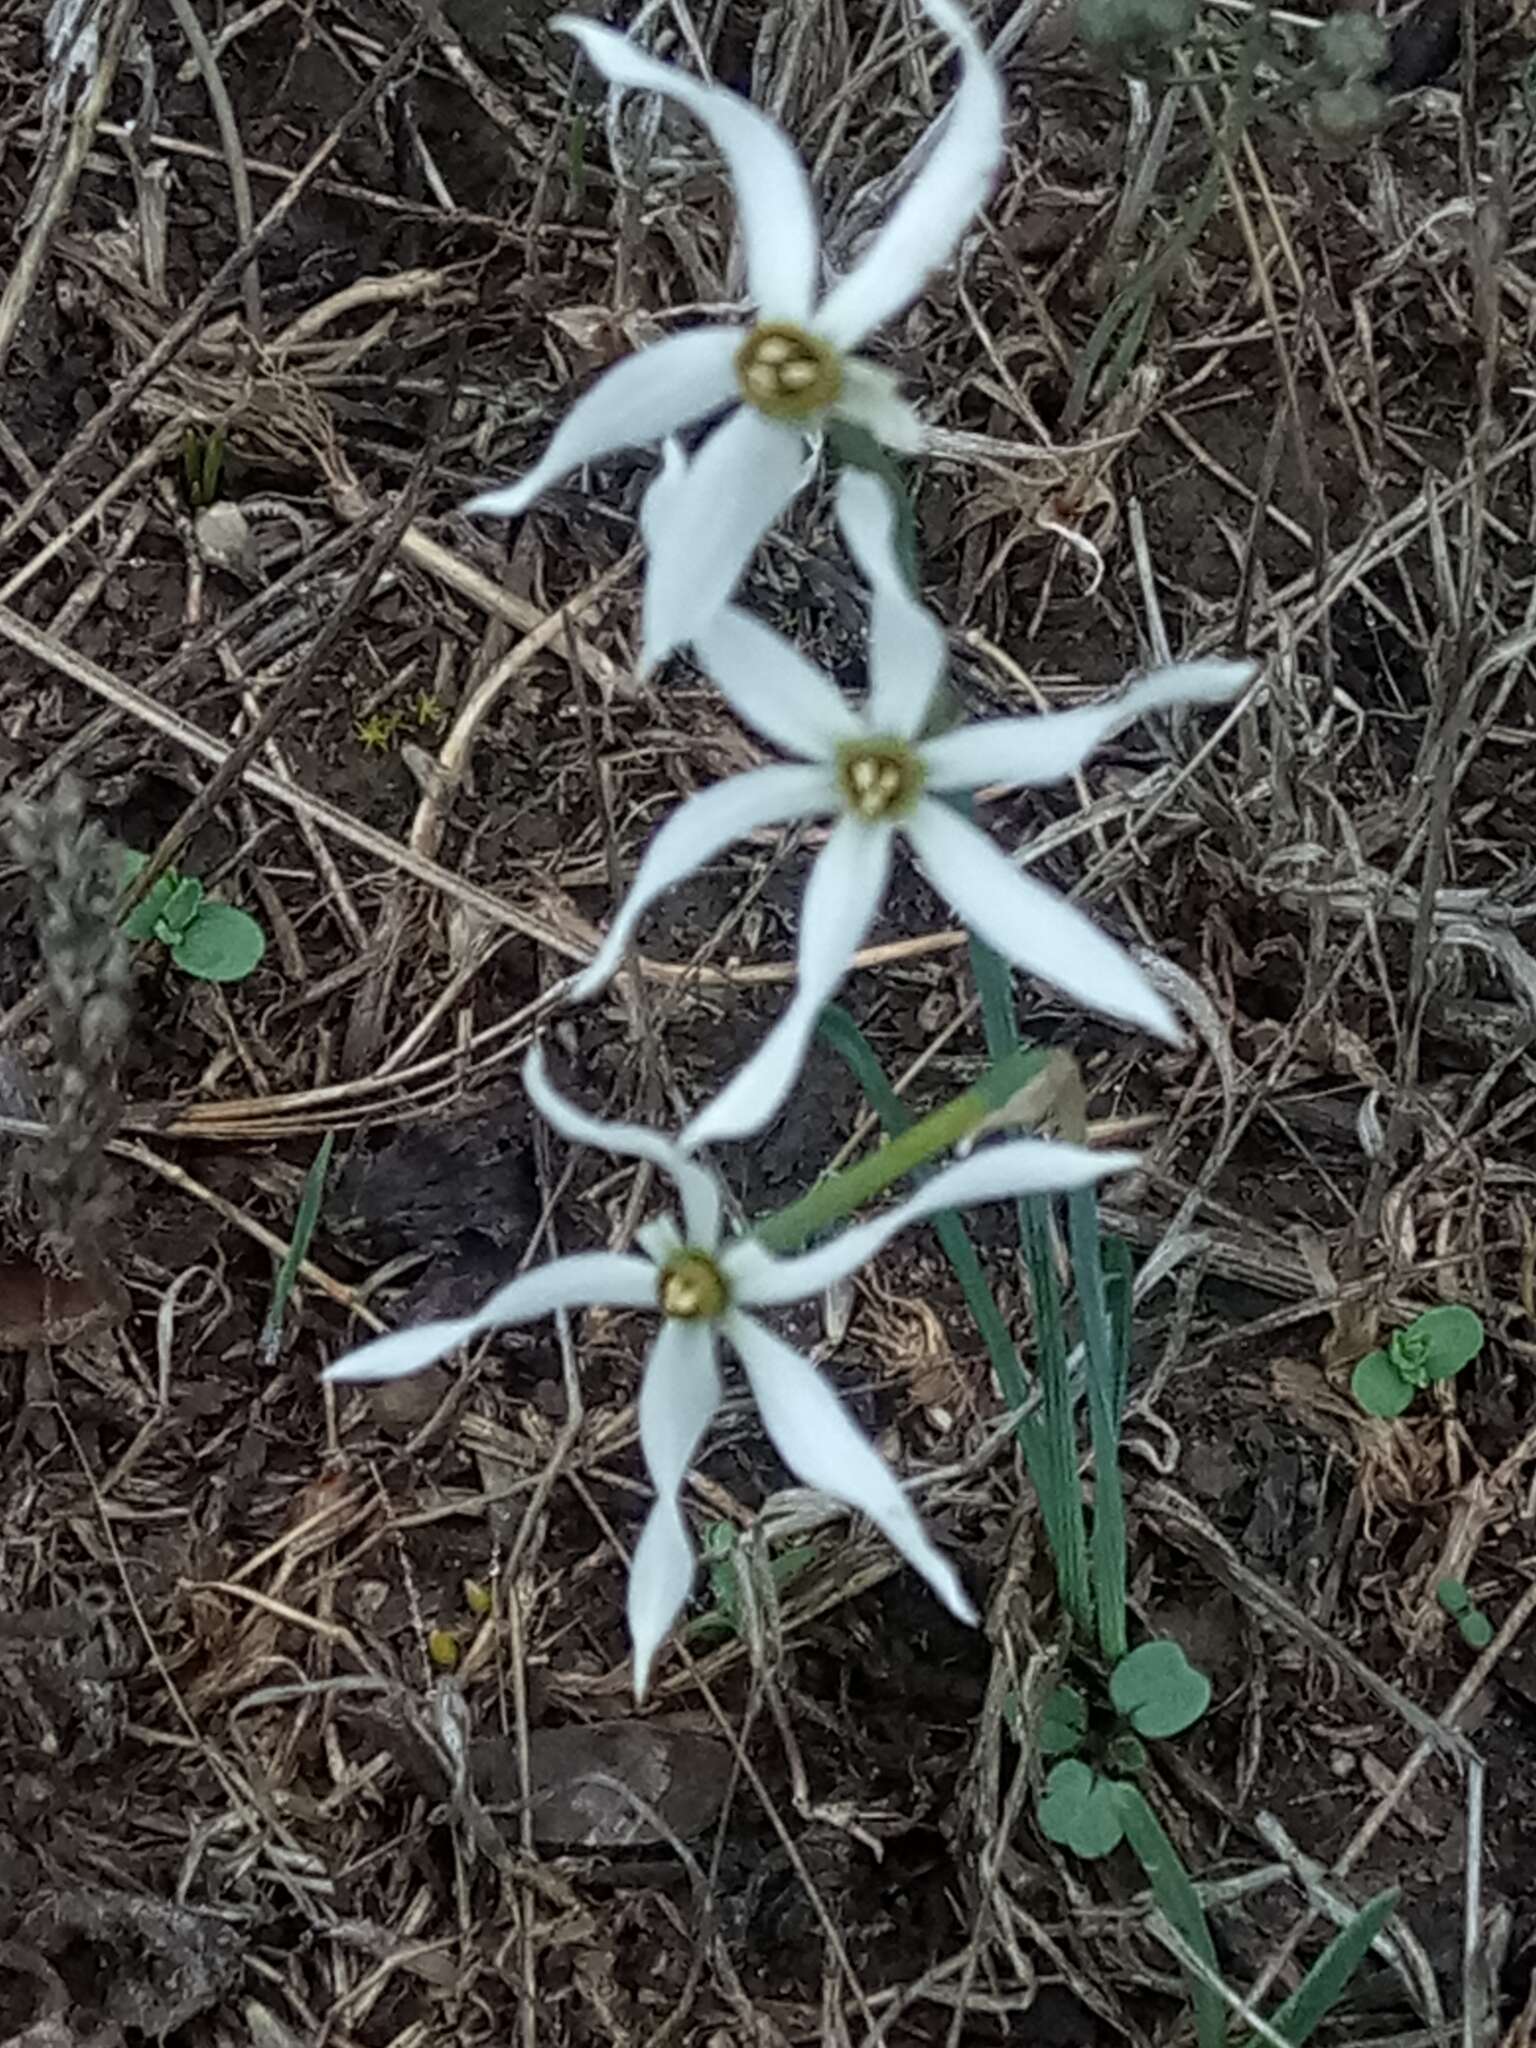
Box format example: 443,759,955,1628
181,424,227,509
685,1519,819,1643
1351,1305,1485,1418
1037,1638,1211,1860
117,847,266,984
1437,1578,1494,1651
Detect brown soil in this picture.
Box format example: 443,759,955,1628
3,0,1536,2042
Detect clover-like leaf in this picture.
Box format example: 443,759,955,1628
1040,1684,1088,1758
1394,1304,1484,1385
1037,1760,1124,1859
170,902,266,982
1351,1348,1413,1418
1109,1639,1211,1740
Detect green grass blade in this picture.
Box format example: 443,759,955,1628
1257,1889,1399,2048
1116,1784,1227,2048
1069,1189,1128,1663
969,932,1092,1634
260,1132,335,1367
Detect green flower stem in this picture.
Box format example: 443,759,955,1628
813,1004,1029,1415
751,1036,1051,1255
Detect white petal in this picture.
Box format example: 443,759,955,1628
904,799,1179,1041
324,1251,656,1383
920,658,1256,793
641,407,807,667
681,817,892,1150
693,606,863,760
627,1319,723,1696
569,763,834,1001
815,0,1005,349
836,359,927,454
464,329,741,519
725,1310,975,1623
524,1043,723,1247
729,1139,1136,1306
836,467,946,737
557,16,819,321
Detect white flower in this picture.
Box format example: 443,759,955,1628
465,0,1003,669
326,1046,1135,1695
570,456,1257,1150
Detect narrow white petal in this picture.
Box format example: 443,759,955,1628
693,606,863,760
815,0,1005,349
641,408,806,667
725,1311,975,1623
524,1043,723,1246
569,764,834,1001
324,1251,656,1383
920,658,1256,793
836,467,946,737
682,818,892,1150
731,1140,1136,1306
627,1321,724,1696
904,800,1179,1041
557,17,819,321
464,330,741,518
836,359,927,454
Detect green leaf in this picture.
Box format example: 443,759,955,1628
158,874,205,936
1110,1639,1212,1739
1351,1349,1413,1417
259,1131,334,1367
1436,1578,1470,1616
114,845,181,940
1040,1684,1088,1757
1106,1730,1148,1775
170,902,266,982
1115,1782,1226,2048
1460,1611,1494,1649
1399,1304,1484,1383
1038,1760,1124,1859
1256,1888,1397,2046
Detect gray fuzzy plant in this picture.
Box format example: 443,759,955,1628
4,776,131,1253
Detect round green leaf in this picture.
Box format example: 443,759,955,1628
1460,1612,1493,1650
1351,1349,1414,1417
1406,1305,1484,1383
1436,1578,1469,1616
1318,10,1389,79
1040,1685,1088,1758
1110,1639,1211,1740
171,902,266,982
1037,1761,1124,1860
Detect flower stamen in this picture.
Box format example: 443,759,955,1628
659,1250,729,1321
735,323,843,422
836,738,925,822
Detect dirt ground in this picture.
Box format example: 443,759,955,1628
3,0,1536,2041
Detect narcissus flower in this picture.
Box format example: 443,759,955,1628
467,0,1004,667
570,457,1256,1150
325,1047,1135,1694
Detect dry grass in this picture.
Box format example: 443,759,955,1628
2,0,1536,2041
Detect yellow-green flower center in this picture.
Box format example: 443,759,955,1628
658,1250,729,1322
835,737,925,822
735,322,843,421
